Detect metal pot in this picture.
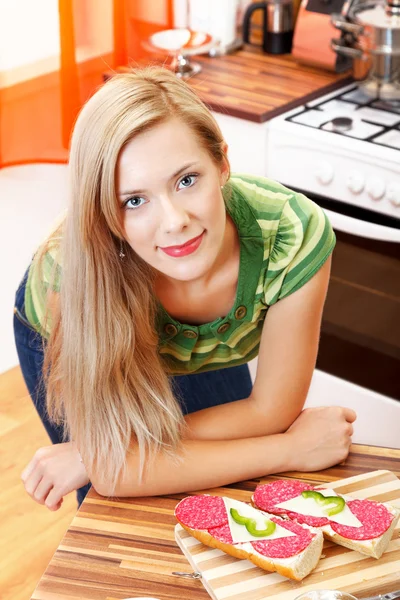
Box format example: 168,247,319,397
331,0,400,99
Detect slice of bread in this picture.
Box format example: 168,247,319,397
175,495,324,581
319,502,399,559
252,480,400,559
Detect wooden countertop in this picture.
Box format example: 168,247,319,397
31,444,400,600
189,48,352,123
110,47,352,124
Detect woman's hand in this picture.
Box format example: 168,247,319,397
21,442,90,510
285,406,357,472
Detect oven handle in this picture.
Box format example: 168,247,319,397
324,208,400,242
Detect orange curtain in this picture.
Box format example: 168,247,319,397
0,0,174,169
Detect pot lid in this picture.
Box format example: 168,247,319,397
354,0,400,28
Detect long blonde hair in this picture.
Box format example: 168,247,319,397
38,67,230,494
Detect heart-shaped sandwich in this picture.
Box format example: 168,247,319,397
252,479,400,559
175,494,324,580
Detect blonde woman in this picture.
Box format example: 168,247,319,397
14,67,356,511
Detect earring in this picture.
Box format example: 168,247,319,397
119,240,126,259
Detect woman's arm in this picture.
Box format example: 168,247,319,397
184,257,332,441
22,398,355,506
94,434,290,497
92,402,355,498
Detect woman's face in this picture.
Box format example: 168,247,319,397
116,118,229,283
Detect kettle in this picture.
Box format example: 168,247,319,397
242,0,294,54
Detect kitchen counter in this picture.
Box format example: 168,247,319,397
110,47,351,124
31,444,400,599
179,47,351,123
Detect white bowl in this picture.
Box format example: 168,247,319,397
147,28,214,55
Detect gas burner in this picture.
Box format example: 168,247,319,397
287,84,400,145
329,117,353,133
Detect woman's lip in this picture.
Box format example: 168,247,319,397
161,232,204,251
159,231,205,257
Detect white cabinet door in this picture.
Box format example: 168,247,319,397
211,111,269,176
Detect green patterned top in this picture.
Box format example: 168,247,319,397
24,174,335,375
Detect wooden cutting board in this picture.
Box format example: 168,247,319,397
175,470,400,600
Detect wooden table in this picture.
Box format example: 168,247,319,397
31,444,400,600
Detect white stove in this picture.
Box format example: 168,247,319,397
264,81,400,425
266,82,400,235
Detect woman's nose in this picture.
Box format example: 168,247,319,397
160,197,190,234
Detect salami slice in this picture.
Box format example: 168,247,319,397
175,495,228,530
251,519,314,559
287,511,330,527
253,480,315,514
208,523,235,545
330,499,394,540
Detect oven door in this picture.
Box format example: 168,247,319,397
297,191,400,401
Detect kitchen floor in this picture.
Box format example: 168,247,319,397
0,365,76,600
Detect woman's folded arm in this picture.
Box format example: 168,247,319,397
92,433,291,498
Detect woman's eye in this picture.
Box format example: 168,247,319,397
178,174,198,189
124,196,146,210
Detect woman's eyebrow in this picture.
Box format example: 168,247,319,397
170,162,198,180
118,162,198,197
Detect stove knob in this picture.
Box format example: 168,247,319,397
366,177,385,201
347,171,365,195
316,162,334,185
387,182,400,207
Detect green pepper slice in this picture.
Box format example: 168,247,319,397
230,508,276,537
301,490,346,516
229,508,248,525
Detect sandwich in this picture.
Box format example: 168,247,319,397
175,493,324,581
252,479,400,559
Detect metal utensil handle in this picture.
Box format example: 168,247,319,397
384,591,400,600
331,13,364,35
363,590,400,600
331,39,364,59
172,571,202,579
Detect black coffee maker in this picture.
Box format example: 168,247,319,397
243,0,294,55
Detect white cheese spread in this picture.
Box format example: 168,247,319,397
275,488,362,528
223,497,295,543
